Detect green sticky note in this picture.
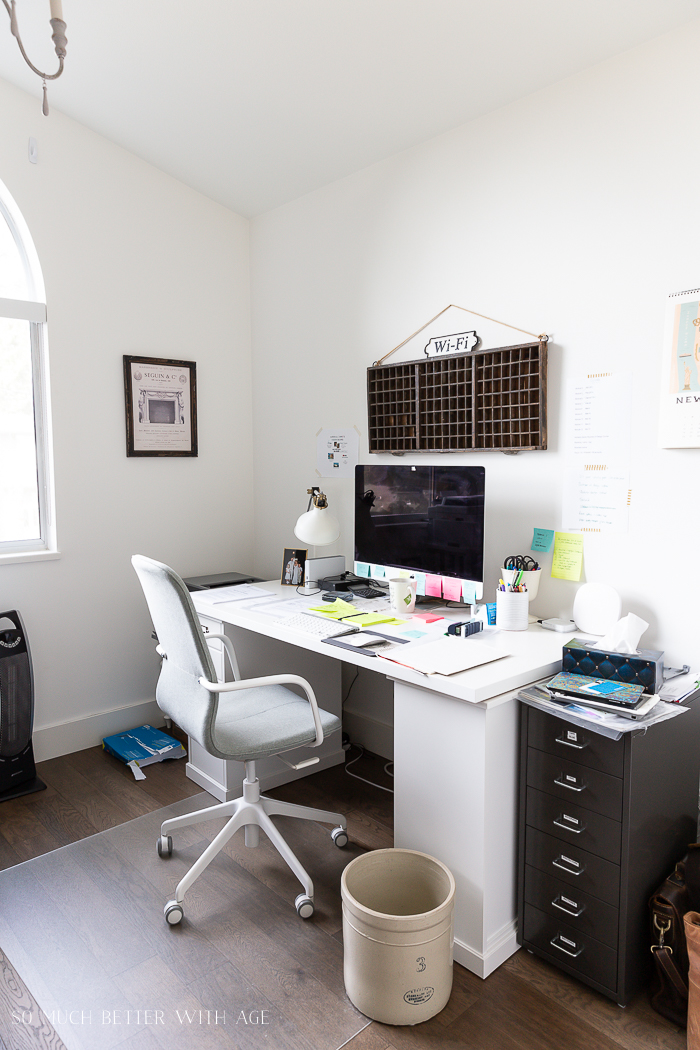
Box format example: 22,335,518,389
462,580,477,604
551,532,584,581
308,598,357,619
532,528,554,553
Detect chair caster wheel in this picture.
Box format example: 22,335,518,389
157,835,173,857
331,826,348,848
164,900,183,925
295,894,314,919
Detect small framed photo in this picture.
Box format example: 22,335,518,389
281,548,307,587
123,355,198,457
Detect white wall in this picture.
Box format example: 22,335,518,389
250,18,700,692
0,78,254,760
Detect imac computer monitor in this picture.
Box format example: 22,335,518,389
355,464,485,593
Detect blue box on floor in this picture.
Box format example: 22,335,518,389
102,725,186,779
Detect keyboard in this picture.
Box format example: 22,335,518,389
351,587,386,599
278,613,354,638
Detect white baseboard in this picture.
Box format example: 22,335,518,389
453,920,519,978
343,708,393,761
33,699,163,762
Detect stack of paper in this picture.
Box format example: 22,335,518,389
518,682,686,739
196,584,271,604
659,670,700,703
378,637,508,676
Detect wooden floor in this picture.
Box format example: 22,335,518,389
0,736,687,1050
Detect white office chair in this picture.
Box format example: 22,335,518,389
131,555,348,924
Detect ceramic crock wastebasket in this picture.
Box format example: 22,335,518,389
341,848,455,1025
685,911,700,1049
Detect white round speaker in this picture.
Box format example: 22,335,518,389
572,583,622,636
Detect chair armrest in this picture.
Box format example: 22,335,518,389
204,632,241,681
198,673,324,746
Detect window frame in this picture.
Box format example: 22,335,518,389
0,181,57,561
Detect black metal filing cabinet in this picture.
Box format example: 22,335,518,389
517,700,700,1006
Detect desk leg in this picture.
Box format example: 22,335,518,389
393,681,519,978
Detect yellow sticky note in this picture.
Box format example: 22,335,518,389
551,532,584,581
340,612,395,627
309,598,357,618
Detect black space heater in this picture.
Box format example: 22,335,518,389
0,610,46,801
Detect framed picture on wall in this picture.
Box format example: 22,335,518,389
123,355,198,457
281,548,307,587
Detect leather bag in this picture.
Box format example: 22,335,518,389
649,843,700,1027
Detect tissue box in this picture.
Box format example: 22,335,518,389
562,638,664,694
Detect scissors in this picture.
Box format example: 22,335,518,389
504,555,539,572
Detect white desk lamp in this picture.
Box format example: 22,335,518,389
294,487,340,594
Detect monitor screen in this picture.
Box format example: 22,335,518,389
354,464,485,584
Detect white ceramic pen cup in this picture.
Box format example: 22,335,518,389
501,566,542,603
389,577,417,616
495,589,529,631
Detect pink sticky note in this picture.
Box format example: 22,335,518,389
425,574,442,597
411,613,444,624
442,577,462,602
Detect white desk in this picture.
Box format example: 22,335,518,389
189,582,567,978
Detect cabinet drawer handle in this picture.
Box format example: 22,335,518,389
550,935,584,958
552,856,585,876
553,817,586,834
551,896,585,918
554,776,586,792
555,735,587,750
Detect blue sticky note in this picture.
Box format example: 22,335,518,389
370,564,386,578
354,562,370,578
462,580,477,604
412,572,426,596
532,528,554,553
402,629,427,639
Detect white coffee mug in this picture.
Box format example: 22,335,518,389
389,577,417,615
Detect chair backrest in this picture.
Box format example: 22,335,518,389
131,555,223,755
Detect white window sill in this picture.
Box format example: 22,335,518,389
0,549,61,565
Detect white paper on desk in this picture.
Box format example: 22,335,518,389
237,597,311,618
198,584,272,604
379,637,508,676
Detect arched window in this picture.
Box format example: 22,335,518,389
0,178,55,557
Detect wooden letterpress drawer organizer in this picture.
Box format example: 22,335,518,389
366,339,547,454
517,702,700,1006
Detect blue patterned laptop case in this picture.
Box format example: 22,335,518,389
546,672,645,705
